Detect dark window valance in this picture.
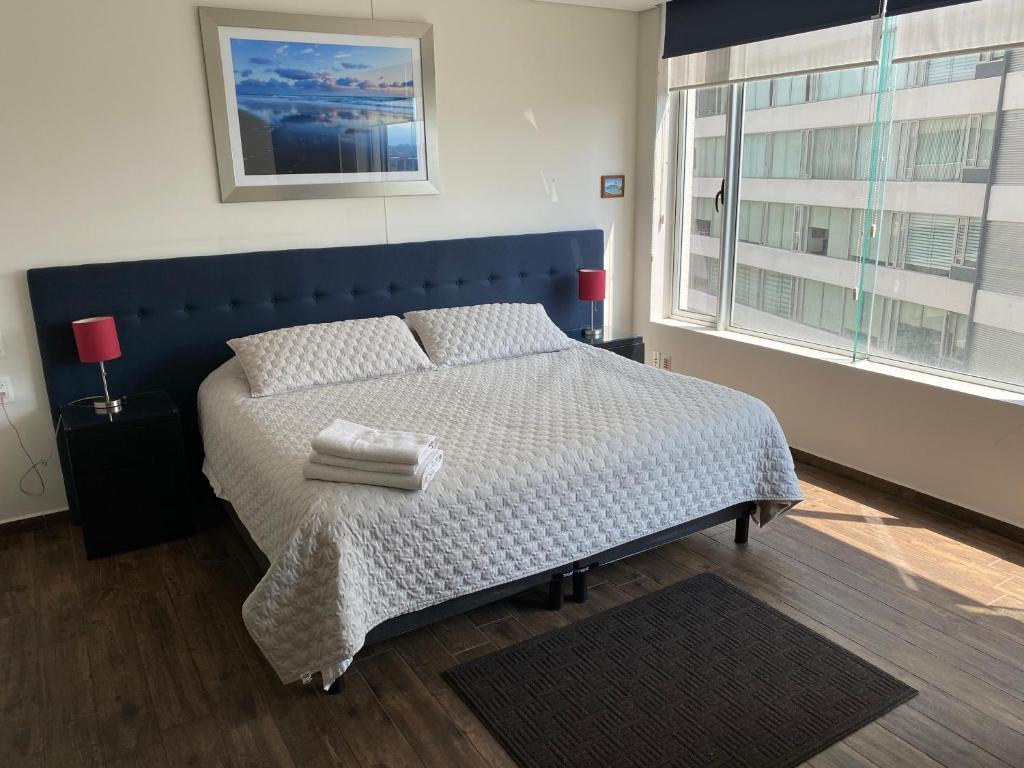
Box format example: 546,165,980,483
663,0,982,59
886,0,979,14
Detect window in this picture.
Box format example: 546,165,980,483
810,126,871,180
746,80,771,111
806,207,831,255
770,131,804,179
742,134,769,178
670,45,1024,390
694,137,726,177
696,85,728,117
914,117,973,181
691,197,721,237
734,265,762,307
887,213,983,275
762,75,810,108
878,300,968,368
690,254,721,297
673,86,727,320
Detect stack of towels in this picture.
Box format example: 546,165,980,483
303,419,444,491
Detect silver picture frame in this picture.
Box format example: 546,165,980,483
198,6,440,202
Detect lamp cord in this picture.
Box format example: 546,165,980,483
2,395,100,497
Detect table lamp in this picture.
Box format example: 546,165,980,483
72,316,124,414
578,268,606,340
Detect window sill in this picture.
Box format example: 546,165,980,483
654,316,1024,405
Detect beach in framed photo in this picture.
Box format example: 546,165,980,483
222,30,426,184
200,8,439,201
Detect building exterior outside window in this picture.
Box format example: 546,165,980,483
675,47,1024,390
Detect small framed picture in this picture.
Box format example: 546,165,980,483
601,174,625,198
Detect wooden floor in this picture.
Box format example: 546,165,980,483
2,462,1024,768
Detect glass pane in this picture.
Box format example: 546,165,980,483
811,127,860,180
904,214,956,274
746,80,771,111
731,63,876,351
696,85,728,117
839,69,863,98
801,280,824,325
860,44,1024,389
828,208,854,259
818,284,843,333
977,114,996,169
770,132,803,179
913,117,970,181
816,71,840,101
742,134,768,178
765,203,783,248
735,265,761,307
673,87,727,319
790,75,809,106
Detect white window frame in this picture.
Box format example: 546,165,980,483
670,89,722,324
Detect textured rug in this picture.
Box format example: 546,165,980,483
445,572,916,768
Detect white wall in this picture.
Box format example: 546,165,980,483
633,8,1024,529
0,0,639,522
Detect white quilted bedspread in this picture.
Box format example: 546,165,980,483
198,343,802,688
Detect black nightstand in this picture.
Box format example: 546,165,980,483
566,327,645,363
60,391,194,559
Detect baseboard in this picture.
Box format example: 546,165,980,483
791,448,1024,545
0,508,71,538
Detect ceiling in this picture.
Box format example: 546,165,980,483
534,0,661,11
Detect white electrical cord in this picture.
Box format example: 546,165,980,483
1,395,101,497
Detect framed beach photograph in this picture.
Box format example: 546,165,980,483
198,7,440,202
601,175,625,198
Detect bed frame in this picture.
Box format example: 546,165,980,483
27,228,755,693
222,498,753,694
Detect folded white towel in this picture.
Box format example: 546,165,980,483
311,419,438,465
303,448,444,491
308,452,419,475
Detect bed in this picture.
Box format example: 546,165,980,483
26,228,801,692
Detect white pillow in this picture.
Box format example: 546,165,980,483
404,303,572,367
227,316,434,397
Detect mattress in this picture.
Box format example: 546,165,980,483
198,343,803,688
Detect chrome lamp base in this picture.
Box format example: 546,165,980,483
582,299,603,340
93,360,124,414
93,397,124,415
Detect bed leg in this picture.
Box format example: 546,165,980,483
572,567,588,603
735,512,750,544
326,676,346,696
548,573,565,610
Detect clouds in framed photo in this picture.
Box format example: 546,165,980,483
199,8,440,202
222,29,426,184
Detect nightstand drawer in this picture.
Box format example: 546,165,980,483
77,459,191,558
67,420,183,473
602,340,645,363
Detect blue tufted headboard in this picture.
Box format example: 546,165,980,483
27,228,604,492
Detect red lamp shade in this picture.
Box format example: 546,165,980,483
578,269,606,302
72,316,121,363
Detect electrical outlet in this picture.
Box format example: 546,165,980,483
0,375,13,402
660,355,672,371
651,350,661,368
